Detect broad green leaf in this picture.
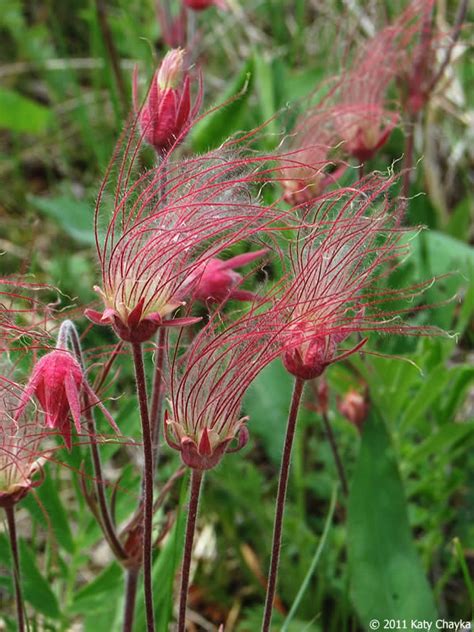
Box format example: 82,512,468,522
19,539,60,619
0,87,52,134
446,196,473,242
36,472,75,554
69,562,122,613
348,409,437,626
28,194,95,245
191,58,254,153
398,364,449,429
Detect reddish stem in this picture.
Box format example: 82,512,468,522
262,377,305,632
123,567,139,632
59,321,126,560
177,469,203,632
150,327,167,474
95,0,128,112
321,410,348,497
131,342,156,632
85,403,127,560
5,504,25,632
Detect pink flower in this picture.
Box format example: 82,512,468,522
385,0,467,117
0,374,46,508
274,178,434,380
88,139,282,342
280,108,346,206
132,49,200,154
187,249,268,304
165,314,276,470
15,350,118,450
183,0,227,11
333,26,400,161
338,388,369,431
157,4,187,48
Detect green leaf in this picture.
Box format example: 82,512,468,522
348,409,437,626
19,540,60,619
244,359,293,464
37,472,75,554
0,87,52,134
398,364,449,429
69,562,123,614
446,196,473,242
28,194,95,245
191,58,254,153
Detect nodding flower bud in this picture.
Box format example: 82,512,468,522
338,388,369,431
282,324,352,381
133,49,200,155
183,0,227,10
187,249,268,304
15,350,119,450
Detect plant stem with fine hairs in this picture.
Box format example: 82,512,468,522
5,505,25,632
123,567,139,632
131,342,156,632
262,377,305,632
150,327,167,474
320,410,348,497
57,321,127,561
84,404,127,560
178,469,204,632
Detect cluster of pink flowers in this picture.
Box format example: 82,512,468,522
4,0,463,627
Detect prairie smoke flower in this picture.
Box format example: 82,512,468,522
333,27,400,162
338,388,369,431
184,0,227,10
157,4,187,48
280,109,345,206
132,49,200,154
0,376,46,508
187,249,268,304
87,143,281,342
275,179,431,380
15,349,118,450
388,0,467,117
165,316,276,470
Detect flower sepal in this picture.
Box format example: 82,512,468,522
165,414,248,470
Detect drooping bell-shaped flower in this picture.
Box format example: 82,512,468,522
338,388,369,431
186,249,268,304
133,49,200,154
15,350,118,450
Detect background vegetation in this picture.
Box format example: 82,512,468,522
0,0,473,630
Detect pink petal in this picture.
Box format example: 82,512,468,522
64,373,82,434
